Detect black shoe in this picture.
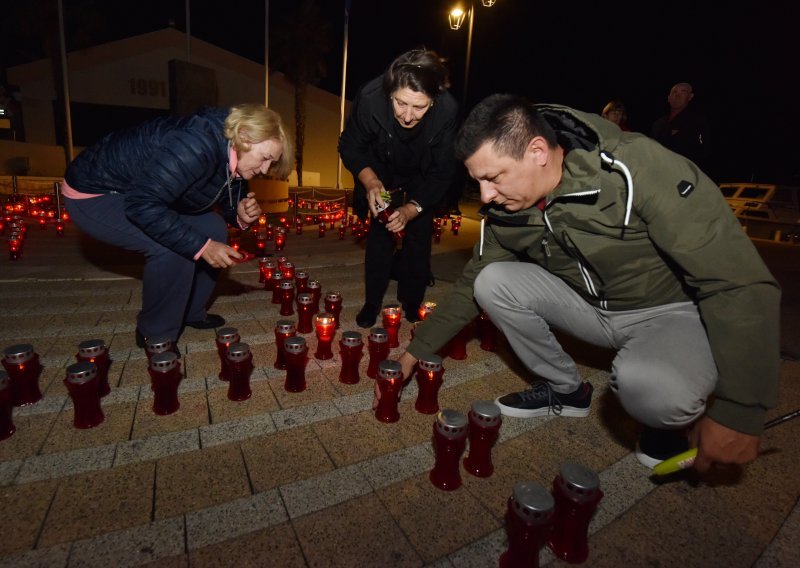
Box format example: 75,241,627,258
428,273,436,287
495,381,593,418
403,305,421,323
635,427,689,469
135,328,146,348
185,314,226,329
356,303,379,328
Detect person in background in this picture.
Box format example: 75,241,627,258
651,82,711,171
62,104,292,349
393,94,779,475
339,48,459,327
601,100,630,131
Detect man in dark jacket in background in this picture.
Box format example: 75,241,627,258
394,94,779,475
62,104,292,349
651,82,711,172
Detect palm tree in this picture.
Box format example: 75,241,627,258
271,0,332,186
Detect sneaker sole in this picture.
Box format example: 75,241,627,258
634,443,663,469
494,397,590,419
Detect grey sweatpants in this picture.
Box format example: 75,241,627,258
473,262,718,428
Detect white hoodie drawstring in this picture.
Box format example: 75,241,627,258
599,151,634,227
479,216,485,259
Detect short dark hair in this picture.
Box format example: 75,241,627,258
382,48,450,99
455,94,557,161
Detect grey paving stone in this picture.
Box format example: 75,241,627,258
331,390,374,416
61,385,140,410
753,496,800,568
137,377,206,400
0,542,71,568
280,463,370,519
16,444,116,484
114,429,200,467
497,415,554,443
359,444,434,490
0,459,22,486
199,413,276,447
67,517,185,568
448,529,506,568
186,490,287,550
272,401,342,431
14,394,67,416
590,453,657,533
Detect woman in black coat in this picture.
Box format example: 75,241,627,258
339,48,458,327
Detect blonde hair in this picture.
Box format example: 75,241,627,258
224,104,293,179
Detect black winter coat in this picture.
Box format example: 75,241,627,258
64,107,244,259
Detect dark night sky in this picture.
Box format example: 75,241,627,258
2,0,798,184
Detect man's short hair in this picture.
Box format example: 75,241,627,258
455,94,557,162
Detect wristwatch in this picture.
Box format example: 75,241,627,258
408,200,423,214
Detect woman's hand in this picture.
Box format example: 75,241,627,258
366,182,387,218
201,240,242,268
237,192,262,225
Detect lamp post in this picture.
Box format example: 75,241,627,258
449,1,497,110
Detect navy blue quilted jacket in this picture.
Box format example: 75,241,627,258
64,107,245,259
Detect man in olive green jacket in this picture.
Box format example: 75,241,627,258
395,94,780,473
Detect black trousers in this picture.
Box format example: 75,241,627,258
364,210,434,311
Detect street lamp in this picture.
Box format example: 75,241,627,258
448,1,498,109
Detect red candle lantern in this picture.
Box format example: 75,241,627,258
260,258,277,288
2,343,43,406
324,291,343,329
382,304,402,348
463,400,502,478
283,336,308,392
8,234,22,260
375,360,403,423
270,273,284,304
281,261,295,280
275,256,288,270
444,324,470,361
314,313,336,360
547,463,604,564
366,327,390,379
296,221,303,235
279,280,296,316
76,339,112,397
499,482,555,568
0,371,17,440
318,223,326,238
215,327,240,381
418,301,437,322
307,280,322,314
451,218,461,235
433,226,442,244
429,409,468,491
273,320,296,370
338,331,363,385
56,221,65,237
64,362,105,429
266,224,274,241
295,270,309,294
375,203,405,240
145,335,175,362
338,224,346,239
414,355,444,415
296,293,315,334
478,311,498,352
275,230,286,251
226,342,253,401
148,352,182,415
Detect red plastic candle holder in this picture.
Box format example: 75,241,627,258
429,409,468,491
338,225,346,239
296,293,315,333
477,312,499,351
382,304,402,348
273,320,296,370
314,313,336,360
547,462,604,564
266,225,274,241
275,232,286,251
281,261,295,280
375,203,405,240
76,339,112,397
259,257,276,286
215,327,240,381
145,335,174,362
375,360,403,423
148,352,182,415
283,336,308,392
414,355,444,414
307,280,322,314
0,371,17,440
418,301,437,322
324,291,343,329
338,331,363,384
366,328,390,379
499,482,555,568
226,343,253,401
318,224,326,238
270,273,284,304
64,362,105,429
463,400,502,477
275,256,288,269
295,271,309,294
279,280,296,316
444,324,470,361
2,343,43,406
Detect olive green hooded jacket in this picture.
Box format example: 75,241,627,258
408,104,780,435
